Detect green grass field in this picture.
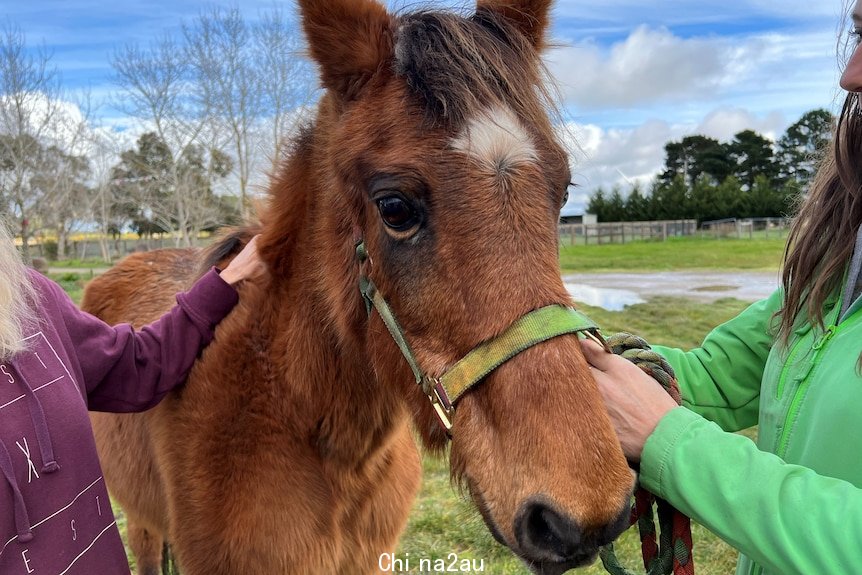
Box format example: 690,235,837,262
559,235,785,273
57,234,783,575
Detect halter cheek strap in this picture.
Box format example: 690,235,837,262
356,240,606,435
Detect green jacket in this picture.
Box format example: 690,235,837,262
644,287,862,575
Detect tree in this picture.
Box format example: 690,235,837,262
660,135,733,187
650,174,689,220
113,9,314,224
728,130,779,191
604,186,626,222
31,145,90,259
110,132,232,245
112,37,238,246
255,7,315,172
687,174,716,222
713,176,747,220
747,174,780,217
87,130,131,263
587,187,607,221
624,183,649,220
184,8,259,212
0,24,90,260
776,108,834,187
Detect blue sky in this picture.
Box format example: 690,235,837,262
5,0,852,212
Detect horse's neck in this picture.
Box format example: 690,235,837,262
259,139,407,465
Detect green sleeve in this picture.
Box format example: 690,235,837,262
641,408,862,574
651,289,782,432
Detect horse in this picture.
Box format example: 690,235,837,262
83,0,635,573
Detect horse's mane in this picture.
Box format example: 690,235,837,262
197,224,262,278
394,8,557,130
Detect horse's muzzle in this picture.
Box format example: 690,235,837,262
514,497,631,574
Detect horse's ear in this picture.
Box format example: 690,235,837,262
476,0,553,48
298,0,394,99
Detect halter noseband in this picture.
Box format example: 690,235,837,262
356,241,606,436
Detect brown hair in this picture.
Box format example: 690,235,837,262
779,93,862,340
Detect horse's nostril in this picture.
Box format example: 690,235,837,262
515,500,582,562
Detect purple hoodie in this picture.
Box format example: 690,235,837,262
0,268,238,574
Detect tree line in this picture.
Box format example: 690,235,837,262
0,9,314,262
587,109,833,223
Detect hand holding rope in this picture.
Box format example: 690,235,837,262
598,333,695,575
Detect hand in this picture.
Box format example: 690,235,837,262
219,235,267,286
580,339,678,462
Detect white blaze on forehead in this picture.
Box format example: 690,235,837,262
451,106,538,174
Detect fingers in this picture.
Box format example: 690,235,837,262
579,338,614,371
220,234,266,285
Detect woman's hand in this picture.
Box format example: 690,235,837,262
219,235,267,286
580,339,678,462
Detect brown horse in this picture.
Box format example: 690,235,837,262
83,0,635,573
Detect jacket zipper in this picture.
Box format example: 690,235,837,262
751,325,838,575
774,335,807,400
775,324,837,458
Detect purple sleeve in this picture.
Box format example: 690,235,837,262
47,268,238,412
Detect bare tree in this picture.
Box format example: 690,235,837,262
34,145,91,259
255,7,315,173
0,24,89,260
87,129,129,263
112,10,314,239
112,35,214,246
184,7,259,212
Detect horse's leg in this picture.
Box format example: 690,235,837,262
91,411,172,573
126,520,164,575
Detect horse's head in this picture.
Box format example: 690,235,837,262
295,0,634,570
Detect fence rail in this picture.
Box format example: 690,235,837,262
558,220,698,246
27,217,792,261
557,217,789,246
29,237,208,262
699,217,789,239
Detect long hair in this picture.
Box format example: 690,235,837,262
778,1,862,340
0,217,38,360
779,92,862,340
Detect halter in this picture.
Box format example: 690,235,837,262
356,240,607,435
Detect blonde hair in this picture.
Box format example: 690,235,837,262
0,218,38,360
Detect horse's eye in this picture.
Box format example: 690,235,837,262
376,196,419,231
561,187,570,210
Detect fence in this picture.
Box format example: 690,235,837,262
30,217,790,260
557,220,698,246
699,217,789,240
29,237,208,262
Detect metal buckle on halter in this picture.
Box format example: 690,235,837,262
424,376,454,433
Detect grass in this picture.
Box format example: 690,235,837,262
47,271,88,303
559,235,785,273
44,258,113,269
59,236,772,574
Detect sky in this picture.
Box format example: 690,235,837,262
4,0,853,213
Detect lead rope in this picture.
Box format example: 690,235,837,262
599,333,695,575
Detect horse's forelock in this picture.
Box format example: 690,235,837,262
393,9,553,131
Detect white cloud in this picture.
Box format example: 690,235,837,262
561,119,676,192
546,26,773,109
695,108,787,142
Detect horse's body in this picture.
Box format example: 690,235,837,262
85,1,635,573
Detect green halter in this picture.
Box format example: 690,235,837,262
356,241,605,434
